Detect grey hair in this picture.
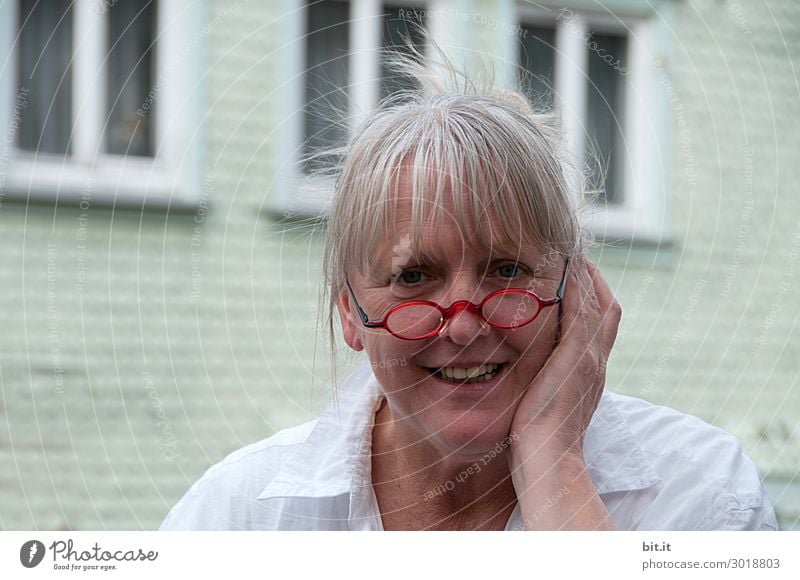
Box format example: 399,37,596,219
317,50,590,387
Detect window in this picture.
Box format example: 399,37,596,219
518,4,668,242
274,0,426,217
519,18,627,205
302,0,424,171
0,0,204,208
273,0,667,243
17,0,74,155
585,31,626,205
105,0,157,157
519,25,555,108
303,0,350,173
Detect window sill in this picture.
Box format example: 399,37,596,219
263,174,333,221
1,156,202,213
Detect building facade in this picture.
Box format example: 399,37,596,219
0,0,797,530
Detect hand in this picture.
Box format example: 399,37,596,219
510,259,621,455
508,259,621,529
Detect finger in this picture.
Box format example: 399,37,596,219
585,262,622,350
558,260,590,349
570,259,601,348
585,261,612,311
555,261,601,389
572,261,609,407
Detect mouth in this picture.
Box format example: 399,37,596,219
425,362,506,385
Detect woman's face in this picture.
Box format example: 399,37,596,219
338,191,563,462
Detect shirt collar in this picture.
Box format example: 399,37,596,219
258,361,660,501
584,392,662,494
257,362,382,500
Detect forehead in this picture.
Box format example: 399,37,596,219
346,153,549,278
366,182,542,272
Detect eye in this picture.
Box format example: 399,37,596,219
496,263,524,279
395,270,424,285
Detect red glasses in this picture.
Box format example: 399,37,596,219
345,260,569,340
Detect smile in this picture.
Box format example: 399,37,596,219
428,363,504,384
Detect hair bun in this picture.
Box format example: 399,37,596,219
492,90,535,116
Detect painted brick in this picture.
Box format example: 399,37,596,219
0,0,797,530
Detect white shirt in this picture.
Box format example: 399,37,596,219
160,362,777,531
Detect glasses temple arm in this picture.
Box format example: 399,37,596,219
345,278,373,326
555,258,570,301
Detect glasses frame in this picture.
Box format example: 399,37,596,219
345,259,570,340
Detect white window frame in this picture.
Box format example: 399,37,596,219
270,0,429,218
271,0,669,245
517,2,670,244
0,0,205,209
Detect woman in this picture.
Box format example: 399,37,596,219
160,65,776,531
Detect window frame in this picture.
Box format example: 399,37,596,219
0,0,205,210
517,2,670,243
270,0,429,219
271,0,670,245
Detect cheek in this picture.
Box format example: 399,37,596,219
509,308,559,363
362,336,419,390
539,307,560,344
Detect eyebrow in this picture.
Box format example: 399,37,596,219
386,243,542,269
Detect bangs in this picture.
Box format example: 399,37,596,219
338,102,552,278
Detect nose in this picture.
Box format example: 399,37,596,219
438,300,491,344
434,275,491,344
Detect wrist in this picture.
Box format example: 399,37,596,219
510,442,587,485
510,448,612,531
510,424,586,467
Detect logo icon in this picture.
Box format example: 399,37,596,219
389,234,414,291
20,540,45,568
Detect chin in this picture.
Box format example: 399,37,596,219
377,361,527,461
420,402,517,463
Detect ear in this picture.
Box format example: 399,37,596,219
337,288,364,352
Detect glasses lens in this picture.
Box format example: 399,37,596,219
385,303,443,339
482,291,541,329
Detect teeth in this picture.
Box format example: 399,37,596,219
438,363,499,380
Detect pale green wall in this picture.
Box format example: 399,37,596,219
0,0,797,530
598,0,800,527
0,0,328,530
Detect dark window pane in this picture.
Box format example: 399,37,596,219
106,0,156,156
586,32,627,205
519,25,555,108
303,0,350,172
17,0,73,155
381,5,425,100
